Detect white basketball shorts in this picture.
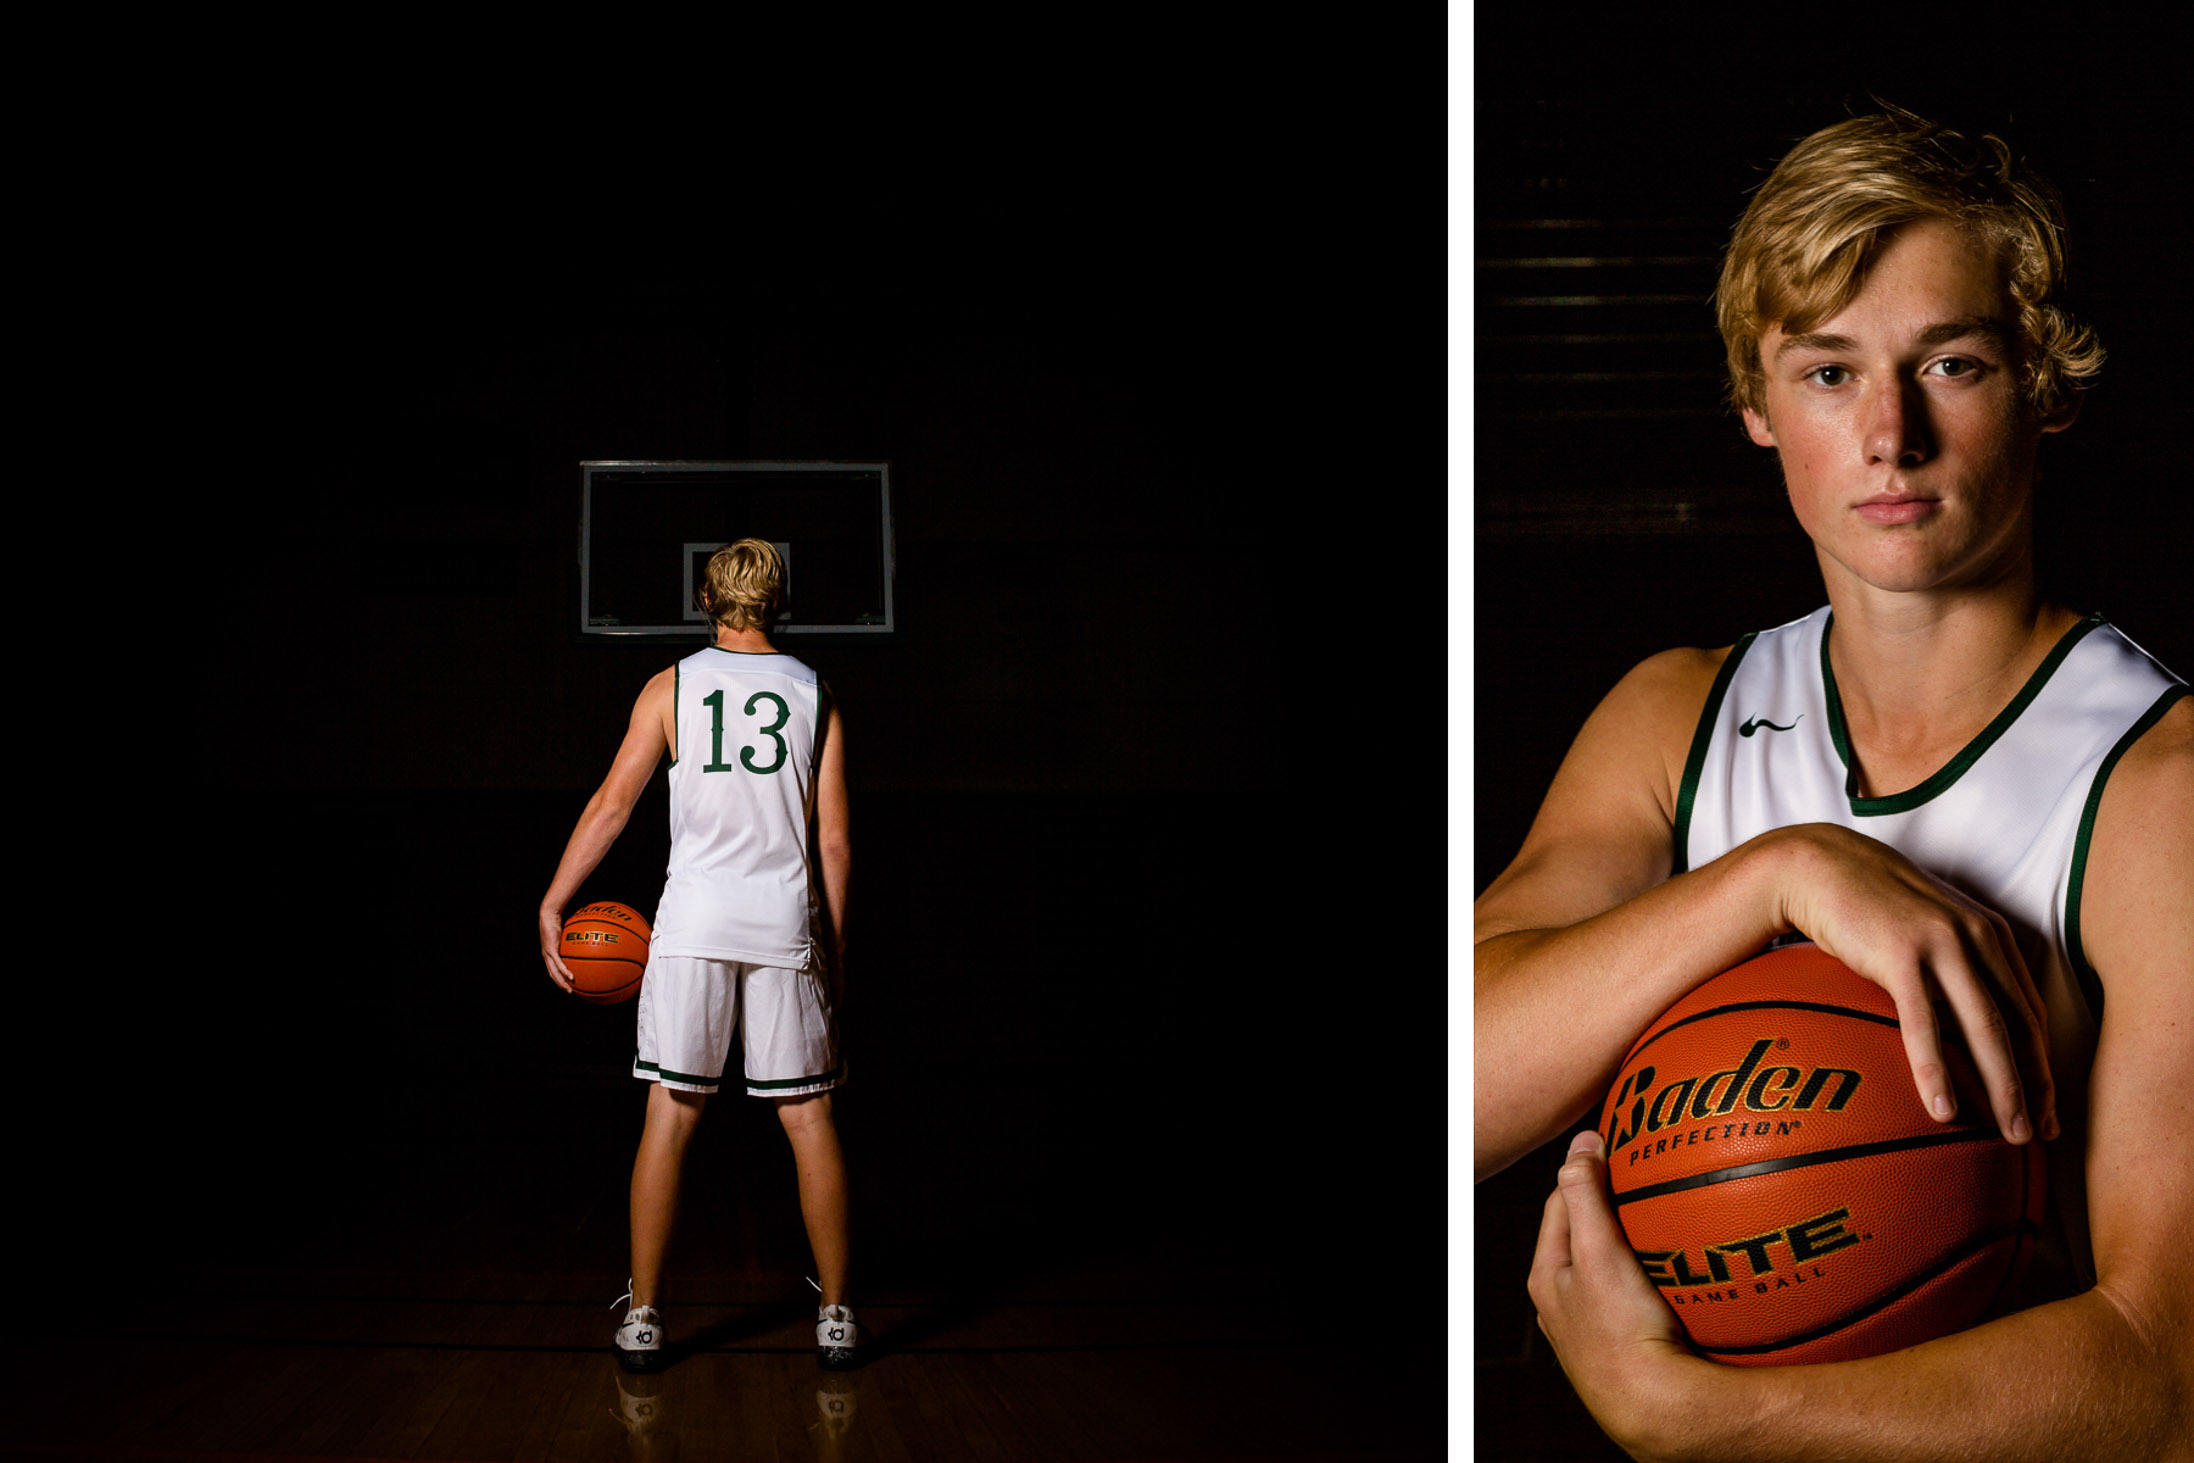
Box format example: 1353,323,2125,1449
632,953,843,1097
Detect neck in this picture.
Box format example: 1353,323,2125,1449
1821,567,2080,796
713,626,779,654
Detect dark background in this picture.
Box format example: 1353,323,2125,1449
1472,17,2192,1459
31,23,1447,1351
18,13,2191,1452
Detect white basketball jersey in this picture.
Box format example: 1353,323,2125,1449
653,647,827,968
1674,604,2186,1291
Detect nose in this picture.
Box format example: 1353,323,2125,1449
1865,377,1932,467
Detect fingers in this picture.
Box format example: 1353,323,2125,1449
1527,1141,1585,1327
541,949,578,994
1554,1131,1636,1282
1783,829,2064,1147
1928,953,2030,1143
1879,922,2047,1146
1882,974,1960,1125
1982,906,2058,1141
1530,1171,1575,1288
1926,897,2051,1145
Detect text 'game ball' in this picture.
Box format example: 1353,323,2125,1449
1596,941,2044,1366
561,901,651,1005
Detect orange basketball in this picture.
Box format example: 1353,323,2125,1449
1595,942,2044,1366
560,901,652,1005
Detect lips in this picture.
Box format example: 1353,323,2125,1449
1855,495,1939,525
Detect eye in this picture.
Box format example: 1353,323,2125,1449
1804,365,1851,388
1926,356,1984,380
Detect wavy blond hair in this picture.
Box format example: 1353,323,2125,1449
698,538,784,632
1716,106,2103,421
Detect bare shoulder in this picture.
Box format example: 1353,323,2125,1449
2080,692,2193,988
1569,645,1734,813
637,665,678,755
2091,691,2193,858
1476,643,1735,936
634,665,677,718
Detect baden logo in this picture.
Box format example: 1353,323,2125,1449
1739,714,1802,737
1610,1039,1861,1149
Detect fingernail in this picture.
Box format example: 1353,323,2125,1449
1932,1095,1955,1120
2011,1113,2032,1143
1568,1130,1605,1158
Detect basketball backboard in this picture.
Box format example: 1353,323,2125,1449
580,462,896,642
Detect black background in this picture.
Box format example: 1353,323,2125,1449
1471,15,2192,1456
16,13,2192,1447
30,22,1446,1330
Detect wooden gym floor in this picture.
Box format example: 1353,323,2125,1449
4,1074,1444,1461
2,791,1451,1463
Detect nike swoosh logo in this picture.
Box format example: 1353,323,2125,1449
1739,714,1803,737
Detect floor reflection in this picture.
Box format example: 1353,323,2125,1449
813,1372,860,1457
603,1352,870,1459
611,1367,666,1451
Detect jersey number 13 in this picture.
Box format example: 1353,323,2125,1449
700,690,790,775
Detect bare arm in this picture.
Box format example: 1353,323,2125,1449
814,702,851,968
1477,651,2054,1181
537,668,674,992
1475,646,1782,1178
1530,698,2194,1463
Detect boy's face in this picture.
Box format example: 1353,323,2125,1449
1741,218,2074,600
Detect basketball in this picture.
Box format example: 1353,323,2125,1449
561,901,652,1005
1595,941,2044,1366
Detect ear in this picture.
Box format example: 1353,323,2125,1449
2038,393,2082,436
1742,406,1777,448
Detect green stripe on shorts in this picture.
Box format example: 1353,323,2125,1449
634,1058,721,1089
745,1064,843,1090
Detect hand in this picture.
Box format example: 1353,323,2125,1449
1769,825,2057,1146
1528,1130,1699,1459
539,905,578,995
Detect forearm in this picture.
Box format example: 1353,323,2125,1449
1474,831,1801,1181
817,838,851,958
1635,1289,2190,1463
540,794,633,916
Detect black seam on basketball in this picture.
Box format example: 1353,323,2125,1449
1612,1126,2000,1208
1693,1220,2038,1357
1621,999,1902,1065
1976,1141,2036,1323
566,956,645,972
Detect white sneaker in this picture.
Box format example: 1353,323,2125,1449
611,1281,667,1374
817,1304,864,1370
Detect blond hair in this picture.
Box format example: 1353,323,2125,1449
1716,106,2103,420
698,538,784,631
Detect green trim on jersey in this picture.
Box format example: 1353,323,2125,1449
1671,633,1759,876
1822,612,2105,817
2065,683,2189,1021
